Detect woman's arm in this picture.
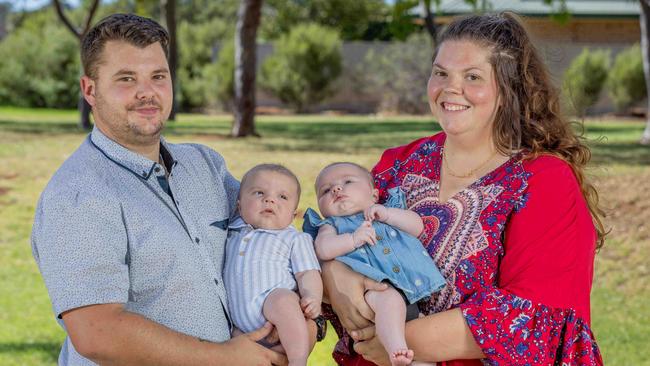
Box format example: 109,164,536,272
351,308,484,365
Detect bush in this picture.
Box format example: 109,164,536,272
260,23,342,112
607,44,647,112
0,14,79,108
562,48,610,117
355,32,433,114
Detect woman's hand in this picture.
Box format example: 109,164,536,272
320,260,387,331
350,325,391,366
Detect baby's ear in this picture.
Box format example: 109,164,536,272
372,188,379,202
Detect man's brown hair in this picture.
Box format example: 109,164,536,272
81,13,169,79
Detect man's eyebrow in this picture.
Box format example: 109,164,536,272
112,69,136,77
152,68,170,74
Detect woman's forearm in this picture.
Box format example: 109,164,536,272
406,308,484,362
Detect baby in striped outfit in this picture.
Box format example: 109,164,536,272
223,164,322,366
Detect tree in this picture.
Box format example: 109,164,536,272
161,0,178,121
640,0,650,144
232,0,262,137
52,0,100,130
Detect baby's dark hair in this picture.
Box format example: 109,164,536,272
315,162,374,191
240,163,301,201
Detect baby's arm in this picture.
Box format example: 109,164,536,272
314,223,377,261
365,204,424,237
295,269,322,319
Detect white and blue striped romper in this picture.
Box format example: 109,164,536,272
224,217,320,332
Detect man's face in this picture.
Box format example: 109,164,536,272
81,40,172,148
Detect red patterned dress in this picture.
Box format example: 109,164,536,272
324,132,603,366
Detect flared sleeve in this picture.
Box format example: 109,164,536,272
458,156,603,365
302,208,329,240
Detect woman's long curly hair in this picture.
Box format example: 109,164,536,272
437,12,606,248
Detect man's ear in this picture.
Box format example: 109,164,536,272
80,75,96,107
372,188,379,203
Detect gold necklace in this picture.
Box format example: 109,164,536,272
442,145,498,179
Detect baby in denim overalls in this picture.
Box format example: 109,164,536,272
303,162,445,366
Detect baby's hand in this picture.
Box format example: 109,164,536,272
352,220,377,247
364,204,390,222
300,296,321,319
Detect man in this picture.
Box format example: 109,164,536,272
31,13,317,365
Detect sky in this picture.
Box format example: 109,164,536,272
1,0,81,11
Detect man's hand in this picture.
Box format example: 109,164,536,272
300,295,321,319
352,221,377,247
225,322,288,365
364,204,390,223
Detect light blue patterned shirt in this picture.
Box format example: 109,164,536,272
224,217,320,333
31,127,239,365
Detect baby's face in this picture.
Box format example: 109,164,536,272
239,171,298,230
316,164,377,217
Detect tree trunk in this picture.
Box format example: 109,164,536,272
420,0,437,46
161,0,178,121
232,0,263,137
52,0,100,130
641,0,650,144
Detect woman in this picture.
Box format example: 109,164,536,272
321,12,605,365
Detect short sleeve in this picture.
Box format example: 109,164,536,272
31,191,129,318
290,232,321,274
384,187,407,209
302,208,330,239
458,157,602,365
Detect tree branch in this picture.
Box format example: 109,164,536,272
82,0,101,37
52,0,81,39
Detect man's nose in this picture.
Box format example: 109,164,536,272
136,79,156,100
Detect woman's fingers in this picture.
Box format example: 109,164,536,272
350,325,375,341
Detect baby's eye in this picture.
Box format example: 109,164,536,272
253,190,263,196
344,179,353,184
322,188,331,195
280,194,288,200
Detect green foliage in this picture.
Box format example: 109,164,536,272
262,0,388,41
356,32,433,114
0,11,79,108
606,44,647,112
260,24,342,112
562,48,610,117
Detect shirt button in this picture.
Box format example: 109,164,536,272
243,237,250,243
392,266,400,273
141,171,147,178
154,166,161,173
239,251,245,256
194,237,200,244
383,247,391,255
214,279,219,285
376,235,383,241
390,230,397,238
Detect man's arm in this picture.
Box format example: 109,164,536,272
63,303,287,366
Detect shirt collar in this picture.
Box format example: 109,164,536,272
228,216,293,235
90,127,176,179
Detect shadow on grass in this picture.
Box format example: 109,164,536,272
590,142,650,165
0,342,59,362
0,120,86,134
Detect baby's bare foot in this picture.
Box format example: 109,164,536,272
390,349,414,366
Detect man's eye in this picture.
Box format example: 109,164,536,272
153,74,166,80
119,77,135,82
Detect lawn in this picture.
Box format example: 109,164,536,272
0,107,648,365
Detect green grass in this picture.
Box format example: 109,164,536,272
1,106,648,365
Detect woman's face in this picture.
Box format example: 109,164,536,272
427,39,499,140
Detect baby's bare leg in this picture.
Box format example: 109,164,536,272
365,286,413,366
263,288,310,366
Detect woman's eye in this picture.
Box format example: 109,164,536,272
466,74,480,81
433,70,446,77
